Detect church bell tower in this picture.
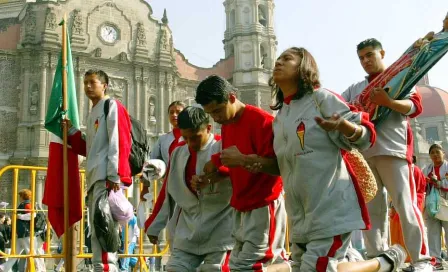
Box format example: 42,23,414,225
223,0,277,111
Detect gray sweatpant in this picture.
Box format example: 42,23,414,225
291,232,351,272
424,208,448,260
166,248,231,272
230,195,287,271
363,156,429,263
88,181,119,271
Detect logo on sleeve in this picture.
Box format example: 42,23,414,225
296,122,305,150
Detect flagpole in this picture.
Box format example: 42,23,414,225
62,14,75,272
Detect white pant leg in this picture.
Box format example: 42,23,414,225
362,158,389,258
443,220,448,255
291,233,351,272
230,195,287,271
198,251,231,272
1,237,27,272
374,156,429,263
166,248,203,272
424,209,442,259
34,237,46,272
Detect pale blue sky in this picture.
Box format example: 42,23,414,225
148,0,448,93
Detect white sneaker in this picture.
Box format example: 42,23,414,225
412,261,434,272
377,244,407,271
345,247,365,262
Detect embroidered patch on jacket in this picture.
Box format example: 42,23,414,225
296,122,305,149
94,119,99,132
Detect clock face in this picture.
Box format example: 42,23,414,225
100,25,118,44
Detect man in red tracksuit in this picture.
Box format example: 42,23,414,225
195,75,287,271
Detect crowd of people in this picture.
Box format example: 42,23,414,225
0,12,446,272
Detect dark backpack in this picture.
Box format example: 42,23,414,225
104,98,149,176
35,206,52,241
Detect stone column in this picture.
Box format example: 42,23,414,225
254,3,259,24
135,71,141,119
39,61,48,123
77,68,85,126
158,73,165,134
254,43,259,69
21,67,31,122
126,81,131,109
48,57,57,105
142,76,149,130
166,76,174,132
35,173,45,206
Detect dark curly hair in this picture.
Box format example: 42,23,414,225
270,47,321,110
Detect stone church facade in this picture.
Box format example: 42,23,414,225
1,0,446,205
0,0,277,203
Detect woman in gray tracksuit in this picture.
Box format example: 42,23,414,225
269,47,406,272
422,143,448,266
158,107,234,272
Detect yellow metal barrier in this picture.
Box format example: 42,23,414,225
0,165,291,271
0,165,169,272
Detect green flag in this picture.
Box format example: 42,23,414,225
42,20,83,237
44,22,80,136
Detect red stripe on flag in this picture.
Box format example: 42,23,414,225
101,251,110,271
42,141,82,237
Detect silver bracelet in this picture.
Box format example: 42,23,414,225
346,125,360,141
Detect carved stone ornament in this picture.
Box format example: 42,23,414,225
72,9,83,35
94,48,102,57
29,83,39,115
160,29,170,50
108,78,125,102
119,52,128,61
148,97,156,124
45,8,57,30
136,23,147,46
166,74,173,88
25,11,37,36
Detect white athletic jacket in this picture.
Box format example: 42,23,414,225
145,129,183,244
273,88,374,243
342,79,422,162
148,134,234,255
149,130,183,165
422,161,448,198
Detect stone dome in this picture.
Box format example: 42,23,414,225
416,85,448,118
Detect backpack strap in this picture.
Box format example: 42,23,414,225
104,98,111,117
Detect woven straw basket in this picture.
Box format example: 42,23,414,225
345,149,377,203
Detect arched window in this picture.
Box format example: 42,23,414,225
260,44,268,68
258,5,267,27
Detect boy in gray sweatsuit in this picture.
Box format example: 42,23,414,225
68,69,131,271
154,106,234,271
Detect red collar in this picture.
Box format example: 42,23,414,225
172,128,181,139
284,93,297,105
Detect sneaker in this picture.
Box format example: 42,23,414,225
402,265,415,272
432,262,444,270
377,244,406,271
345,247,365,262
412,261,434,272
